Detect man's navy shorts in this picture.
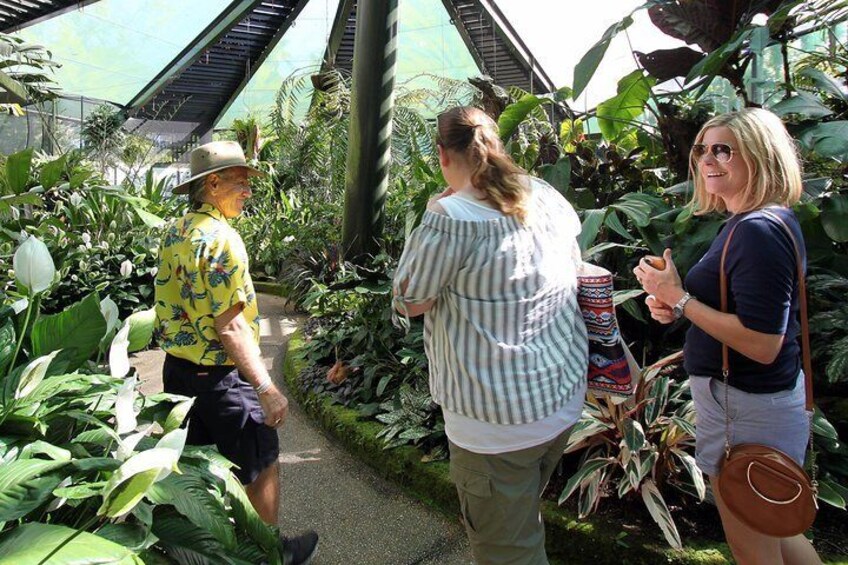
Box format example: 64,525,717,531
162,354,279,484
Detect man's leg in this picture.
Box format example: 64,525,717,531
246,461,280,525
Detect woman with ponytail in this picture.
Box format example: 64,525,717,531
393,106,588,564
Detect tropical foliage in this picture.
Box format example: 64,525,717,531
0,147,181,317
0,33,60,116
280,0,848,548
559,354,700,549
0,238,287,564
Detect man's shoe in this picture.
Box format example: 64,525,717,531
280,530,318,565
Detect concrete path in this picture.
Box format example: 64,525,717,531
132,294,472,565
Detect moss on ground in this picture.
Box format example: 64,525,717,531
252,281,289,297
282,328,846,564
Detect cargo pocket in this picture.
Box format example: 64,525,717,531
450,463,492,535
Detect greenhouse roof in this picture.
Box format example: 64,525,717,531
5,0,557,136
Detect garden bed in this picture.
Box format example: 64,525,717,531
283,329,745,565
283,328,848,564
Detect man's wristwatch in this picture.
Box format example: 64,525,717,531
672,291,694,320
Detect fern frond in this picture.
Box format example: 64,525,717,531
826,336,848,384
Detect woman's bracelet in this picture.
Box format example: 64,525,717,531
254,376,273,395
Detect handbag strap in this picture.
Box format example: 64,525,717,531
719,210,814,410
718,209,817,492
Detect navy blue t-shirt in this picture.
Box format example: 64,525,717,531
683,207,804,393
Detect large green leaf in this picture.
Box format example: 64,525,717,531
572,15,634,99
596,70,656,141
19,440,70,462
564,418,614,453
151,512,236,565
539,157,571,195
498,93,546,142
816,478,848,510
96,523,154,553
148,473,236,550
603,210,634,241
0,317,15,377
218,466,279,559
31,292,107,372
770,92,833,119
0,459,67,521
0,522,143,565
162,398,194,434
820,193,848,243
99,447,181,518
578,208,608,252
126,308,156,353
617,192,664,225
685,28,751,85
797,121,848,159
133,207,166,228
578,469,604,518
798,67,847,103
5,148,33,195
39,155,66,191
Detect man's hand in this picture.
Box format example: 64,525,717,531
215,304,289,427
259,384,289,428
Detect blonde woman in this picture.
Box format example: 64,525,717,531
634,108,821,564
393,106,588,564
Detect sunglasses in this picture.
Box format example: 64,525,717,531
691,143,735,163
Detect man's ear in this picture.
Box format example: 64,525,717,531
205,173,221,196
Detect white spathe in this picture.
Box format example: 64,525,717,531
109,323,131,380
13,236,56,295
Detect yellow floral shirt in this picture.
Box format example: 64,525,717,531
154,203,259,365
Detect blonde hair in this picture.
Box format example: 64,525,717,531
690,108,803,215
437,106,529,222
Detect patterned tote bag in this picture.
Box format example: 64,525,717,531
577,262,640,400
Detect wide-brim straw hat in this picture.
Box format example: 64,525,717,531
172,140,265,194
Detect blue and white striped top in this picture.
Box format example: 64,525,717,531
393,178,589,425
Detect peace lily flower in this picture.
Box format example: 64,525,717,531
13,236,56,295
120,260,133,278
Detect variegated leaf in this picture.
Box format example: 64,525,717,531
621,418,646,452
558,457,611,505
674,451,705,501
641,479,682,549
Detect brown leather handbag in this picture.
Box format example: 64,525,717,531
716,209,818,538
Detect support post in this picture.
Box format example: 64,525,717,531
341,0,398,261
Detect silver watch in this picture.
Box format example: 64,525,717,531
672,292,694,320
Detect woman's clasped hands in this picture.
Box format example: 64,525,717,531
633,248,685,325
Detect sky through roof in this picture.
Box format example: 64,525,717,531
14,1,682,127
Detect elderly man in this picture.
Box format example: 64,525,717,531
154,140,318,564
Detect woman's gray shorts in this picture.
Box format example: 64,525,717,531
689,373,809,478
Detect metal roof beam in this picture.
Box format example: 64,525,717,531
1,0,103,33
320,0,355,71
126,0,265,111
212,0,311,127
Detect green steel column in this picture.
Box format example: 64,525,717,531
341,0,399,260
